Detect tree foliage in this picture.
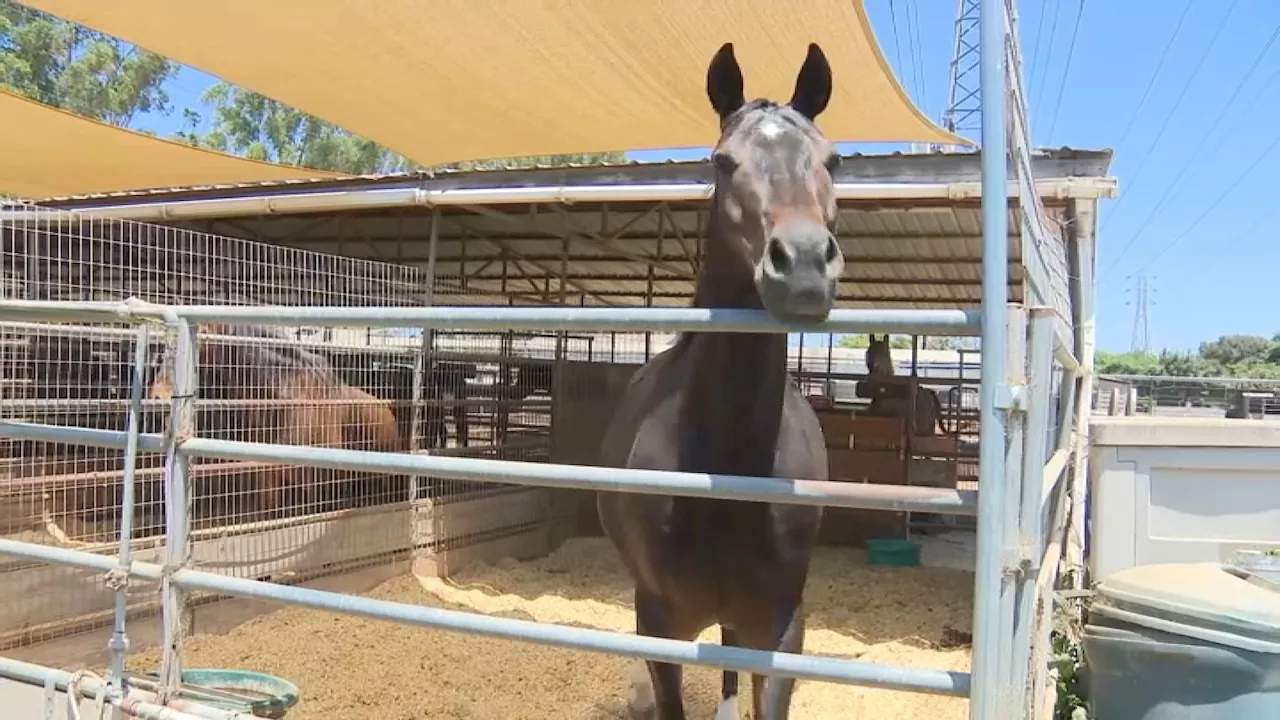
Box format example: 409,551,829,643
176,82,627,175
0,1,178,125
1098,333,1280,379
836,334,978,351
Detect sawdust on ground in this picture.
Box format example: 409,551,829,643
128,538,973,719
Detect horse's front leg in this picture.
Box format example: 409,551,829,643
741,601,806,720
633,590,694,720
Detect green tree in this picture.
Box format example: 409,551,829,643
836,334,913,350
1198,334,1273,369
180,82,627,175
1096,350,1160,375
1156,350,1215,377
0,1,178,125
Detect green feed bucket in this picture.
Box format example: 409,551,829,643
865,538,922,567
128,669,299,719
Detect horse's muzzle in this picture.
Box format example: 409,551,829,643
755,222,844,322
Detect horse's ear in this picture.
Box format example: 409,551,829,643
790,43,832,121
707,42,745,118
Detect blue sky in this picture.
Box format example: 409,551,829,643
127,0,1280,354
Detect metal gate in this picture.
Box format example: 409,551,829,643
0,2,1096,718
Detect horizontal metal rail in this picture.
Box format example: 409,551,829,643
0,657,237,720
0,177,1118,224
0,300,983,336
0,538,970,696
3,397,552,411
0,422,978,514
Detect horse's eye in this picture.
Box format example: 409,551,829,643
711,152,738,174
824,152,842,172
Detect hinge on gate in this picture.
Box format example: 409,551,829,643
1002,541,1036,579
993,383,1025,412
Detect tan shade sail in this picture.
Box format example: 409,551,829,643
22,0,968,168
0,90,341,199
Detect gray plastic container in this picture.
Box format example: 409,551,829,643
1083,562,1280,719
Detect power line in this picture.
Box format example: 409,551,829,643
1098,23,1280,276
1026,0,1052,96
1100,0,1240,232
1123,128,1280,277
1167,199,1280,284
904,0,930,115
1107,0,1195,159
1044,0,1087,144
1031,0,1063,114
888,0,909,101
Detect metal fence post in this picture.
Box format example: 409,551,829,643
1014,308,1055,713
994,305,1027,715
409,208,441,507
970,0,1012,715
158,319,197,703
107,324,150,704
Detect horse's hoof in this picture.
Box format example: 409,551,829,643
626,661,656,719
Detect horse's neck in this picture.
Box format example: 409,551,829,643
678,228,789,477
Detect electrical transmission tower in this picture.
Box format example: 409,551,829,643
943,0,982,142
1127,275,1155,354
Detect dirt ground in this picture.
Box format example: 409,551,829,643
128,538,973,719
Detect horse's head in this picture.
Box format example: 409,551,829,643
865,334,894,377
704,42,845,323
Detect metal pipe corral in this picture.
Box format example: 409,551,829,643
0,301,982,336
971,0,1014,716
0,657,240,720
0,539,970,697
0,422,979,515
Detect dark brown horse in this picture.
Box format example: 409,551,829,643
422,360,476,449
864,334,946,437
597,43,843,720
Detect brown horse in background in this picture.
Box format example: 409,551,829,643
864,334,946,437
149,322,406,517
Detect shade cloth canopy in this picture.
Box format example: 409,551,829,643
0,89,341,199
22,0,967,169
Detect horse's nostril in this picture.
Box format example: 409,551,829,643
825,236,840,264
768,238,791,273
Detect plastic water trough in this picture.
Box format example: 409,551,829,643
126,669,299,719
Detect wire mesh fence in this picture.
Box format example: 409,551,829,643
1,203,992,654
0,206,664,649
1095,374,1280,420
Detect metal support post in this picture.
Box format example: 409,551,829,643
995,306,1027,713
107,324,150,712
1065,200,1097,591
1013,308,1055,712
157,320,197,703
970,0,1012,715
410,209,441,505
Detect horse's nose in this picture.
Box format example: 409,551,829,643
757,222,844,321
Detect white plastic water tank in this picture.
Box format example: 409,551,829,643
1089,416,1280,584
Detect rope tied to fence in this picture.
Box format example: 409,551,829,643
64,668,110,720
103,566,131,592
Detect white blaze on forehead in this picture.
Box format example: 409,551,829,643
758,119,785,139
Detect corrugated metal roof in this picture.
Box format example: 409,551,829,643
37,147,1112,205
16,148,1110,312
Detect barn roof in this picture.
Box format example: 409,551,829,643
22,0,965,170
20,148,1115,312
